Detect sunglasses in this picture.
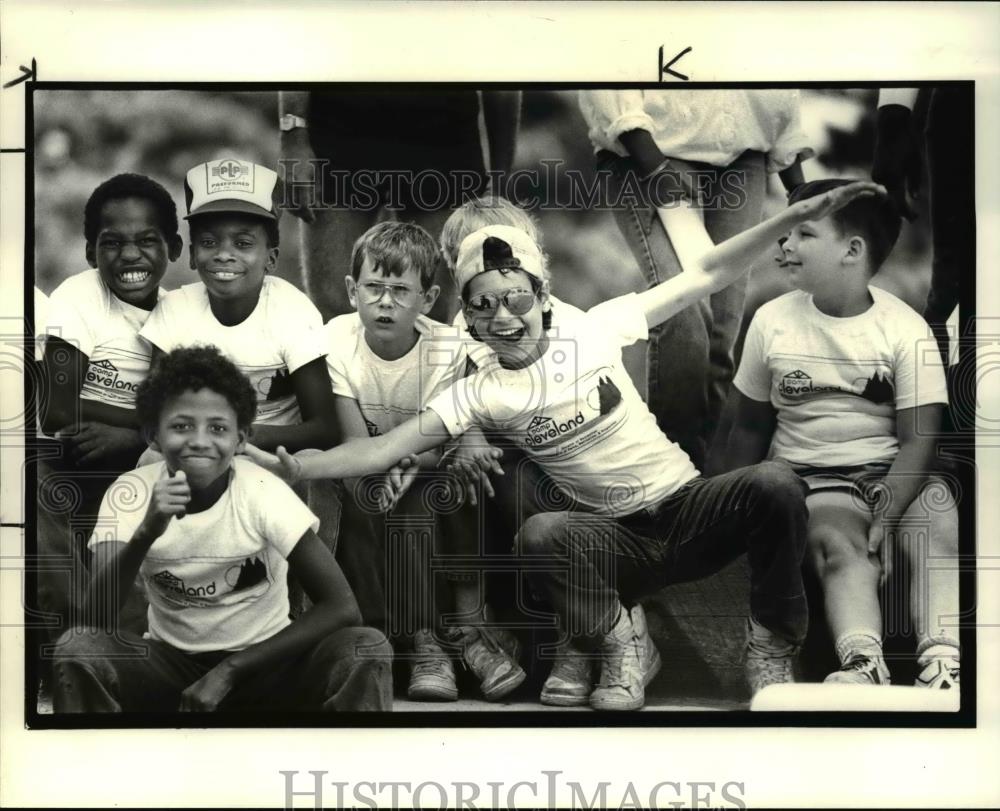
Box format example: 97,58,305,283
357,281,422,307
464,288,537,317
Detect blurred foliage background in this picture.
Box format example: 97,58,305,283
33,88,934,385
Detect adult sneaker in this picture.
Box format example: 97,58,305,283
745,618,797,697
541,642,593,707
407,629,458,702
590,606,654,711
445,609,526,701
630,602,663,687
824,654,890,686
915,656,960,690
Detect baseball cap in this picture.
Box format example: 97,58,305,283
183,159,282,221
455,225,544,292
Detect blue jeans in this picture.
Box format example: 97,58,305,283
599,149,767,471
516,461,809,651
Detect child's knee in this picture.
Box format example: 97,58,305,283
515,512,571,556
807,524,869,573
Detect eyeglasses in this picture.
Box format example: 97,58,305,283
464,289,536,317
357,281,422,307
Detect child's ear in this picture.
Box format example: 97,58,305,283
235,427,248,454
539,281,552,312
85,242,97,269
167,235,183,263
844,235,866,267
188,243,197,271
420,283,441,315
143,426,160,453
265,247,279,273
345,275,358,308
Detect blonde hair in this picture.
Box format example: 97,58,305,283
439,195,549,282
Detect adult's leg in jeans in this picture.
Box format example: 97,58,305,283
335,477,389,633
300,204,381,323
51,628,202,712
924,85,974,366
702,151,766,451
604,153,711,468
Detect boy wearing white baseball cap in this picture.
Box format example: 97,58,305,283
248,181,883,709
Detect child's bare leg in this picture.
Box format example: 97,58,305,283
898,478,960,687
806,491,889,683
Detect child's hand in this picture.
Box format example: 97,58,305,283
244,444,303,484
56,422,143,466
446,442,504,507
139,469,190,539
789,181,887,223
378,454,420,512
178,661,237,712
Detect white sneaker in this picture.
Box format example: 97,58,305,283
590,606,657,711
824,654,891,686
915,656,960,690
540,642,593,707
408,629,458,702
630,602,663,687
745,618,797,697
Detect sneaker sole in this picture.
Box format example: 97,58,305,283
590,692,644,712
408,683,459,702
482,665,527,701
540,688,590,707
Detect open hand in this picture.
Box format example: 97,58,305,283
244,444,302,484
139,468,190,539
446,442,504,507
56,422,144,467
790,181,887,223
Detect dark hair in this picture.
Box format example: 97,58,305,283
350,221,442,291
788,178,902,273
464,270,553,340
188,213,280,249
136,345,257,432
84,173,180,245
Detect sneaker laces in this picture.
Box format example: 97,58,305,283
412,633,451,679
748,655,793,685
599,634,640,690
838,654,885,682
549,645,591,684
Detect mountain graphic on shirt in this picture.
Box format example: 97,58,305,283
595,376,621,415
90,359,118,372
231,555,267,592
859,370,895,404
364,417,380,437
264,367,294,401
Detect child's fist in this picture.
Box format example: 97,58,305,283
141,468,192,538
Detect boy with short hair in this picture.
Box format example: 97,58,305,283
249,180,883,710
52,346,391,713
727,178,959,689
327,220,524,701
39,173,183,635
140,159,337,454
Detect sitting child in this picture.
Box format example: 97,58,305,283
327,220,523,702
39,173,182,637
51,346,391,713
727,179,959,689
248,180,883,710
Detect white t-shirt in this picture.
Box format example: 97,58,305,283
325,313,466,436
140,277,326,425
45,269,161,408
88,457,319,653
733,287,948,468
579,89,813,174
428,293,699,516
451,294,587,370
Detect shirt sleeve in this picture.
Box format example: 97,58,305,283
586,293,649,348
578,90,655,153
323,319,356,399
766,90,815,174
87,466,160,550
278,286,328,374
252,468,320,559
46,279,97,358
733,311,772,402
893,310,948,410
138,294,177,353
425,376,482,439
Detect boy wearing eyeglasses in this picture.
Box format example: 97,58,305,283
324,221,525,703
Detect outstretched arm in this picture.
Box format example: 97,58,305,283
246,409,451,483
637,181,886,329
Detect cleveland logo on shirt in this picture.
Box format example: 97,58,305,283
152,569,217,597
779,368,895,404
86,358,139,393
525,413,586,446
